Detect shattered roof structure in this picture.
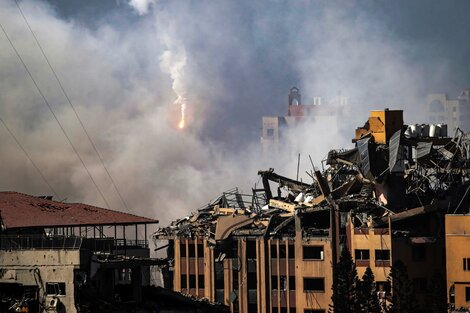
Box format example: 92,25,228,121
0,191,158,229
155,110,470,243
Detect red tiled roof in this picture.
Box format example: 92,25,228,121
0,191,158,229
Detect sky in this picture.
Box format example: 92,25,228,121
0,0,469,225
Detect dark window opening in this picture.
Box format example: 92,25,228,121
247,272,257,290
267,128,274,137
272,276,278,290
412,245,426,262
289,276,296,290
303,246,324,260
279,244,287,258
46,282,66,295
466,287,470,302
375,249,390,261
355,249,370,260
271,244,278,258
180,275,187,289
198,275,205,289
463,258,470,271
197,243,204,258
214,262,224,289
247,240,257,259
232,269,239,290
189,275,196,288
188,243,195,257
303,278,325,292
304,310,325,313
288,244,295,259
180,242,186,257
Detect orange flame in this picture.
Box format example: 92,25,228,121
178,118,185,129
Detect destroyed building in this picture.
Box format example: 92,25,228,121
0,191,160,313
155,109,470,313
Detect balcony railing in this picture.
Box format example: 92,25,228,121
0,235,83,250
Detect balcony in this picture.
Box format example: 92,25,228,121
0,235,82,250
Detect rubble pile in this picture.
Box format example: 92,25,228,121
155,110,470,243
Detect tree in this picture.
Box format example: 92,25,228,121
329,247,362,313
428,270,447,313
359,267,381,313
387,260,418,313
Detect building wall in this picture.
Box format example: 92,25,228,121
171,221,334,313
426,91,470,133
347,218,392,283
0,250,80,313
446,214,470,310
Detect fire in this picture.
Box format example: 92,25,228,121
176,96,187,129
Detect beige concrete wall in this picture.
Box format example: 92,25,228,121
0,250,80,313
446,215,470,309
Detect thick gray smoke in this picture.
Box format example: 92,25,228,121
0,0,467,225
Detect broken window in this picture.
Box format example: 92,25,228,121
303,278,325,292
463,258,470,271
279,244,287,258
412,245,426,262
280,276,287,291
355,249,370,260
303,246,324,260
375,249,390,261
46,282,66,295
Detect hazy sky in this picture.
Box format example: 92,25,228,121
0,0,469,224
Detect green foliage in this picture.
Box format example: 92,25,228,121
386,260,418,313
329,248,362,313
359,267,381,313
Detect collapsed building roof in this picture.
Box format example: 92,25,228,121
154,110,470,244
0,191,158,230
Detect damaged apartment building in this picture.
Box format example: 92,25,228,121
0,192,161,313
154,109,470,313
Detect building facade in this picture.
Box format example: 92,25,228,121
426,88,470,133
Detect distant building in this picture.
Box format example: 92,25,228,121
426,88,470,133
261,87,346,151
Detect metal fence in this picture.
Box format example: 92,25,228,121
0,235,83,250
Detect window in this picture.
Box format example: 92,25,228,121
466,287,470,302
180,242,186,257
355,249,370,260
288,244,295,259
375,249,390,261
46,283,66,295
188,243,195,257
197,243,204,258
267,128,275,136
289,276,296,290
198,275,205,289
304,310,325,313
247,240,257,259
189,275,196,288
271,244,278,258
303,278,325,292
279,244,287,258
272,276,278,290
412,245,426,262
463,258,470,271
303,246,324,260
280,276,287,291
180,275,187,288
